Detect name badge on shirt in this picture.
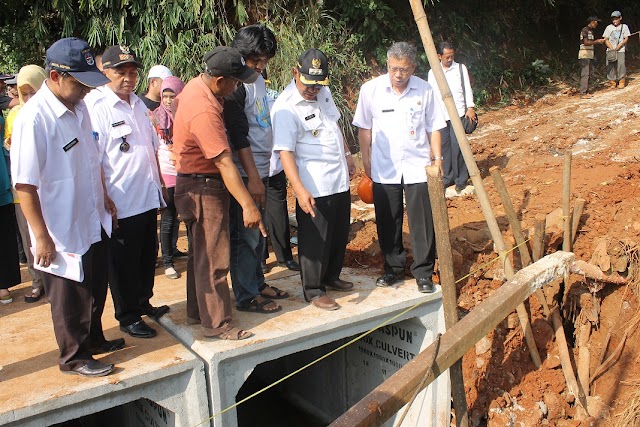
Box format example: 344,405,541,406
408,126,416,140
111,120,125,127
382,109,395,113
305,114,316,121
63,138,79,152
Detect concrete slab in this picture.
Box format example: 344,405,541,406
158,267,449,427
0,281,208,427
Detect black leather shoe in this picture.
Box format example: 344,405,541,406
261,262,271,274
144,304,170,319
416,277,436,293
376,272,404,287
64,359,114,377
280,260,300,271
120,320,157,338
89,338,126,355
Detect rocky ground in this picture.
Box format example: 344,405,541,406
337,74,640,426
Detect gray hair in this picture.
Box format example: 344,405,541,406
387,42,417,65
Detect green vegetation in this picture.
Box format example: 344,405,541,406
1,0,639,143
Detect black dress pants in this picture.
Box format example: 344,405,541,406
108,209,158,327
43,230,109,371
441,120,469,188
296,191,350,301
263,171,294,263
373,181,436,279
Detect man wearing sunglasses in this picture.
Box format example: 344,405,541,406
11,38,122,377
87,45,168,340
271,48,356,311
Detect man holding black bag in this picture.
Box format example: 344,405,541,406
603,10,631,89
427,41,476,194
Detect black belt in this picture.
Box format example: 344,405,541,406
177,173,222,179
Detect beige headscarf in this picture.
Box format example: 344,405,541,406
17,65,46,105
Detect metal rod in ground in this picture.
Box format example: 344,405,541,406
408,0,542,369
426,165,469,427
490,167,550,315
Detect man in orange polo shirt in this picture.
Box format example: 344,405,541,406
173,46,265,340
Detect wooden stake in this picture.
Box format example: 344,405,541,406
426,166,468,427
571,198,586,246
329,252,575,427
577,321,591,397
532,216,546,262
563,151,573,253
408,0,541,368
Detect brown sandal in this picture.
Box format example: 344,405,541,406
217,327,253,340
25,287,44,303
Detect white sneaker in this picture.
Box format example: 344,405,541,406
165,267,180,279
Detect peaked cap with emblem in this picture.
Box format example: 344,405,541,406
102,44,143,69
45,37,110,88
297,48,329,86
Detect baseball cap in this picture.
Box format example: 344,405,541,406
587,16,602,22
203,46,258,83
46,37,110,88
102,45,143,69
0,73,13,81
611,10,622,18
4,76,17,85
148,65,173,79
296,48,329,86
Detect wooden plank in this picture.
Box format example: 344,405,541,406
329,252,574,427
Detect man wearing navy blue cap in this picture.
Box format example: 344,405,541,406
11,37,123,377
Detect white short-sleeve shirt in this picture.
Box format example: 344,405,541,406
427,60,475,120
271,80,349,198
10,82,112,256
352,74,446,185
89,86,165,219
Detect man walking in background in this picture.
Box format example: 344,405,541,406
427,41,475,193
578,16,605,97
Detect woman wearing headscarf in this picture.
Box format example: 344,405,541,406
4,64,47,303
153,76,186,279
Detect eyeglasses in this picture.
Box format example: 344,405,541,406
302,82,323,90
388,66,413,75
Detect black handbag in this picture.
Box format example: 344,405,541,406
460,64,478,134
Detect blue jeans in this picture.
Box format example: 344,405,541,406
229,185,265,306
160,186,180,268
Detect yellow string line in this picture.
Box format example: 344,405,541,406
196,236,532,426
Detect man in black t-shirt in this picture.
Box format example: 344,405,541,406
138,65,173,110
578,16,605,97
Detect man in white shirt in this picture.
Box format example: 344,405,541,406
11,37,122,377
427,41,476,193
272,48,356,311
602,10,631,89
89,45,168,339
353,42,446,294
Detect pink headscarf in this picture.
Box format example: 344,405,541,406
153,76,185,131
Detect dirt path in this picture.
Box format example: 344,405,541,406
341,73,640,426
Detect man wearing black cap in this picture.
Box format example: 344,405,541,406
0,74,19,111
11,37,123,377
172,46,263,339
271,48,356,311
579,16,605,97
88,44,169,339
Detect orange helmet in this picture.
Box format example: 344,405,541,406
357,175,374,204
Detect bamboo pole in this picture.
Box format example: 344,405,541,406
408,0,541,368
426,165,468,427
490,167,550,315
